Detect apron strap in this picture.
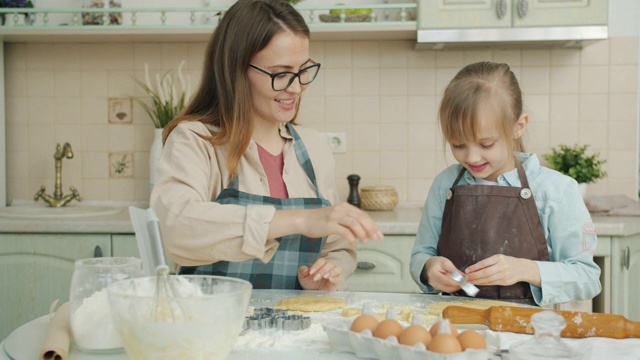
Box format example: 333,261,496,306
286,123,323,199
451,167,466,187
515,160,550,261
516,160,530,189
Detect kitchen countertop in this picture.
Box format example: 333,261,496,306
0,203,639,237
2,289,640,360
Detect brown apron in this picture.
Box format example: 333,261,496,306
438,162,550,303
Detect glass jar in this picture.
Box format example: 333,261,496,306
510,311,588,360
69,257,143,352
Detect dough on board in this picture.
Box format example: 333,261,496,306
274,296,348,312
425,299,518,316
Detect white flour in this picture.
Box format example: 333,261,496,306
234,323,330,351
70,289,122,350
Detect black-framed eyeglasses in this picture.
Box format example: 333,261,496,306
249,61,321,91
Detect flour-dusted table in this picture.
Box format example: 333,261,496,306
3,289,640,360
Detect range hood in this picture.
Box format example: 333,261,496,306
415,25,609,50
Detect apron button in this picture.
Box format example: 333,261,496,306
446,190,453,200
520,188,532,199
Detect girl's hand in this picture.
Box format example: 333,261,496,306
424,256,463,293
298,258,342,291
464,254,541,287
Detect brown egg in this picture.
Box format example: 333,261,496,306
372,319,403,340
398,324,432,347
429,321,458,337
350,314,379,333
457,330,487,350
427,333,463,354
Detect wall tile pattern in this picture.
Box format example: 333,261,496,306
4,37,639,205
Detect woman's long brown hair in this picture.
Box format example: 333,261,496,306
163,0,310,177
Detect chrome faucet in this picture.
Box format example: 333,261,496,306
34,142,82,207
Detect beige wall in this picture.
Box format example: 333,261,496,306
4,37,639,205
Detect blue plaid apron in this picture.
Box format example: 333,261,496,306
180,123,331,289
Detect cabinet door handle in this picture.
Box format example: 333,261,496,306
94,245,103,258
496,0,508,19
517,0,528,18
622,246,630,270
356,261,376,271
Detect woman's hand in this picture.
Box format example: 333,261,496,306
464,254,541,287
298,258,342,290
270,203,384,247
424,256,463,293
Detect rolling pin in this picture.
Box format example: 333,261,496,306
442,305,640,339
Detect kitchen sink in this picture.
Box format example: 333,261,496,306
0,205,124,219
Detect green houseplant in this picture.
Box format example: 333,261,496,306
132,61,190,129
543,144,607,184
132,61,191,189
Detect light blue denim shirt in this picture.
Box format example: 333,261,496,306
410,153,602,305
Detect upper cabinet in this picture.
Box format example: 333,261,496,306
416,0,608,49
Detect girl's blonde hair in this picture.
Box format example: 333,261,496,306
163,0,309,178
439,61,525,154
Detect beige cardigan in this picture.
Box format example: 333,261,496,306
150,121,357,282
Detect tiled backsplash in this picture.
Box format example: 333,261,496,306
4,37,639,205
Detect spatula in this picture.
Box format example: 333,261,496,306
442,305,640,339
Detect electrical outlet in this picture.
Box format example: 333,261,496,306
322,132,347,153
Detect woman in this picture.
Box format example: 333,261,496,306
150,0,382,291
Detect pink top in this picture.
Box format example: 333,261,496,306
256,143,289,199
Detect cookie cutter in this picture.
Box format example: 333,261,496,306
450,270,479,297
243,307,311,331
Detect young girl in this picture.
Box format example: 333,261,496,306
150,0,382,291
410,62,601,306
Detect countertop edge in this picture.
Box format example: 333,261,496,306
0,206,638,237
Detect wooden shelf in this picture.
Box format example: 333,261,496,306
0,22,417,43
0,4,418,43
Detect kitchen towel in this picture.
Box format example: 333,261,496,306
585,195,640,216
39,301,71,360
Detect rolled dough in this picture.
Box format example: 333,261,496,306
273,296,348,312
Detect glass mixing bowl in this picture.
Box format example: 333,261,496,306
106,275,252,359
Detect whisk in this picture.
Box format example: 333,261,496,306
146,209,181,321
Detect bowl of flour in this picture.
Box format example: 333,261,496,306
69,257,143,352
107,275,252,359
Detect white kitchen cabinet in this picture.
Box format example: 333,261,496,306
609,233,640,321
590,230,640,322
111,234,139,258
347,235,421,293
418,0,607,29
418,0,511,29
0,234,111,341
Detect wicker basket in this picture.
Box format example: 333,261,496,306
360,186,398,211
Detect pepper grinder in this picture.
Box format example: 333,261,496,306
347,174,361,208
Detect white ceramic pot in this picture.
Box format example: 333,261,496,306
149,128,163,190
578,183,588,199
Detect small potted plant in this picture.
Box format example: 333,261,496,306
543,144,607,198
132,61,191,188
